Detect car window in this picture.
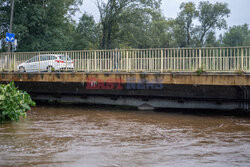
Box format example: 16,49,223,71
39,55,56,61
27,57,33,63
45,55,50,61
51,56,57,60
27,56,38,63
33,56,39,62
45,55,57,60
59,55,72,61
43,55,52,61
40,55,46,61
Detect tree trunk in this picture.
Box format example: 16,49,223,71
101,23,107,49
107,23,112,49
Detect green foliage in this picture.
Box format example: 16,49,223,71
175,2,198,47
197,1,230,46
222,24,249,46
0,82,35,123
196,67,205,75
243,34,250,46
1,0,248,51
116,8,169,48
97,0,162,49
0,0,83,52
171,1,230,47
235,69,245,75
74,13,99,50
205,31,220,47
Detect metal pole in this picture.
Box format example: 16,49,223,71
8,0,15,53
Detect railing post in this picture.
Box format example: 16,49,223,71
13,53,16,72
87,59,90,72
4,55,7,71
241,48,244,70
94,51,97,71
66,52,68,72
199,48,202,69
126,51,129,72
38,52,40,72
161,49,163,72
8,54,10,71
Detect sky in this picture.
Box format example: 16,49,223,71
74,0,250,29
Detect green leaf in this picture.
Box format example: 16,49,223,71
0,82,35,123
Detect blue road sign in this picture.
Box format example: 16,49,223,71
6,32,15,42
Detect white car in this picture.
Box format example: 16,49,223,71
18,54,74,72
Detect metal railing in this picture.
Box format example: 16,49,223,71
0,47,250,73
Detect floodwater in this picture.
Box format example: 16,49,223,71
0,105,249,167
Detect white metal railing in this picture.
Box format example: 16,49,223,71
0,47,249,73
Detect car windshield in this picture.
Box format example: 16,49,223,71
59,55,71,61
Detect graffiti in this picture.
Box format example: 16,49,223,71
86,77,163,90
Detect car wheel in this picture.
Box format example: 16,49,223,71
47,66,53,72
19,67,25,72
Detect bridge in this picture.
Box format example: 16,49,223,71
0,47,249,111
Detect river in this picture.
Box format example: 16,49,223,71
0,105,249,167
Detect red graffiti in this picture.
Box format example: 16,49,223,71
86,77,124,90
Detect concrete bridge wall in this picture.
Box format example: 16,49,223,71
0,72,249,111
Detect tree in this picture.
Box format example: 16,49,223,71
243,33,250,46
0,1,11,52
175,2,198,47
97,0,161,49
0,0,242,51
149,12,171,48
171,1,230,48
0,0,83,52
74,13,99,50
197,1,230,46
114,6,169,48
222,24,249,46
204,31,220,47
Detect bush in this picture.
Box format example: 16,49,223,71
0,82,35,123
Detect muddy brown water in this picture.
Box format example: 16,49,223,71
0,105,249,167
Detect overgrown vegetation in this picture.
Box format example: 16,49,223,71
0,82,35,123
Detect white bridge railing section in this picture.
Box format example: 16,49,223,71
0,47,250,73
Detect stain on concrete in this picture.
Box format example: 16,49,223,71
27,73,34,80
70,72,75,78
55,73,61,79
40,73,44,80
